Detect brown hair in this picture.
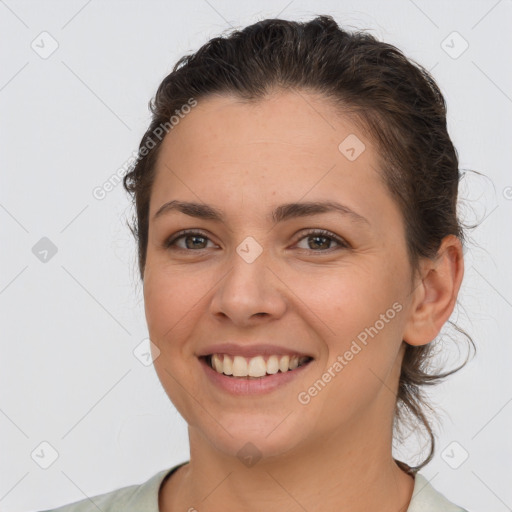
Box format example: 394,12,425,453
123,14,475,472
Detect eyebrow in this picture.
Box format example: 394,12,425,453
153,199,370,226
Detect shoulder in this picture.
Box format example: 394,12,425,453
37,467,176,512
407,473,469,512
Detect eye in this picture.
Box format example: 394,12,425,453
164,228,349,253
294,229,349,252
164,230,217,251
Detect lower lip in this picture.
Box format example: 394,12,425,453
199,357,313,396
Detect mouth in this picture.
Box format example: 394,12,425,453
201,353,314,379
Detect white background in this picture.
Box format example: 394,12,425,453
1,1,511,511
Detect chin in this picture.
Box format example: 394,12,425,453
195,412,313,463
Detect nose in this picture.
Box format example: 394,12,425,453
209,245,288,327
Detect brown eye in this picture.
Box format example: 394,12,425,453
165,230,215,251
163,228,349,253
294,229,349,252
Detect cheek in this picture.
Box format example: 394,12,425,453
143,269,203,347
290,260,407,401
291,261,404,340
143,271,207,421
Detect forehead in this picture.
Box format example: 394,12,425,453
149,90,401,232
159,90,368,160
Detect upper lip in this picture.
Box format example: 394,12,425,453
196,343,314,359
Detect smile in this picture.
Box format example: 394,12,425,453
205,354,313,379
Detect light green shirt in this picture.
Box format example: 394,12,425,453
39,462,468,511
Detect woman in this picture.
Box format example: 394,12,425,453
43,14,471,512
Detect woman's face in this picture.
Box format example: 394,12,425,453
143,90,418,461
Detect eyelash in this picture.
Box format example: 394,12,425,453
164,228,349,253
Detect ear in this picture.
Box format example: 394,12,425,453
402,235,464,346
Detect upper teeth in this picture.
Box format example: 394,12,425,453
209,354,310,377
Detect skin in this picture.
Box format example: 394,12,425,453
142,90,464,512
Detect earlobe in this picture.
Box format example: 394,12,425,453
402,235,464,347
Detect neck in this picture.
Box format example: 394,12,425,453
160,420,414,512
